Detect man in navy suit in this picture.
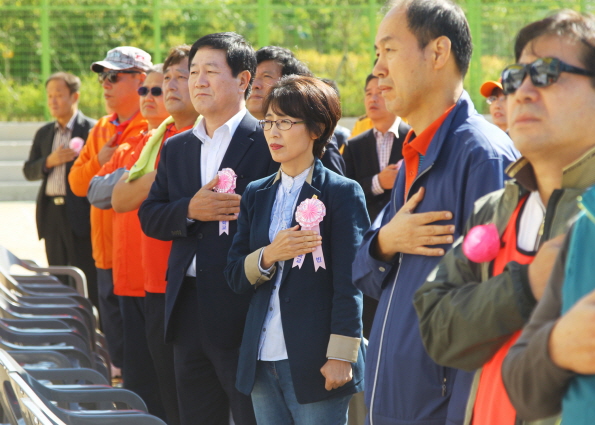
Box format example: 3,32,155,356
138,33,277,425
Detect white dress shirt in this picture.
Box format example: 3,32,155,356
371,117,402,196
46,111,78,196
186,108,247,277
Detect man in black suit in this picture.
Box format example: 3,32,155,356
246,46,346,175
343,73,410,340
138,33,277,425
23,72,98,307
343,74,411,223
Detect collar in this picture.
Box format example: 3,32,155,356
192,108,246,143
373,117,402,140
406,104,455,156
280,166,311,193
508,145,595,191
109,110,140,127
273,161,316,185
55,110,78,131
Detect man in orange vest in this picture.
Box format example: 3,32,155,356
414,9,595,425
68,46,151,374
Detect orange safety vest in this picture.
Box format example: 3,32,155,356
472,195,535,425
68,112,147,269
123,122,193,294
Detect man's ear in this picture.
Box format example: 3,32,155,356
138,72,147,86
237,70,251,94
72,91,80,104
430,36,452,71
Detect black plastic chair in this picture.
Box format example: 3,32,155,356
0,350,167,425
0,246,87,298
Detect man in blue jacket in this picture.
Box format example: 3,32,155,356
352,1,518,424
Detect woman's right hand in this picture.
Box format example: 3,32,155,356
261,225,322,269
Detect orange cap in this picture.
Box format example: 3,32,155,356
480,80,503,98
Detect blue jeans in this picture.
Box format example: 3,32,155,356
252,360,351,425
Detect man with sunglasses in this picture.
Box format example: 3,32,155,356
69,46,151,377
414,9,595,425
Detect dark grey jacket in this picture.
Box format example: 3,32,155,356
413,148,595,424
23,111,97,239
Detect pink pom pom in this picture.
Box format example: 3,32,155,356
214,168,237,193
295,198,326,229
462,224,500,263
69,137,84,154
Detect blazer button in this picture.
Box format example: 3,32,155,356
197,233,203,239
284,297,290,303
379,266,386,272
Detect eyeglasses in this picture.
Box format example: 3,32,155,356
258,119,305,131
486,94,505,105
501,57,595,95
137,86,163,97
98,70,141,84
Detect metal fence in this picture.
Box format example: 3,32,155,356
0,0,592,121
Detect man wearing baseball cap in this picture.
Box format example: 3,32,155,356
480,79,508,132
69,46,151,376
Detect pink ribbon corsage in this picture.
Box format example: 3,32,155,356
213,168,237,235
69,137,85,155
462,223,500,263
292,196,326,271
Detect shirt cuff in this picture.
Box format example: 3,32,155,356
371,174,384,196
186,218,196,225
326,334,361,363
258,248,275,275
244,247,276,287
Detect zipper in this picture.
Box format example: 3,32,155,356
370,163,434,423
442,375,447,397
369,253,402,425
403,164,434,203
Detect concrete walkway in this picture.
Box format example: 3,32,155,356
0,201,47,267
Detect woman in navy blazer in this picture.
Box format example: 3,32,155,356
225,76,369,424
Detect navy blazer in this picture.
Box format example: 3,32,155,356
138,112,278,348
23,111,97,239
225,159,369,404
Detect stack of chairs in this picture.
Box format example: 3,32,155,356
0,245,166,425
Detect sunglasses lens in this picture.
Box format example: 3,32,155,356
138,87,163,96
99,72,119,84
502,65,526,95
530,58,558,87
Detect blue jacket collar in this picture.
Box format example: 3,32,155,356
417,90,476,174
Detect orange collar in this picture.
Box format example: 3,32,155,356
404,104,456,155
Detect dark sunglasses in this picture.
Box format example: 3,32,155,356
501,57,595,95
98,70,141,84
137,86,163,97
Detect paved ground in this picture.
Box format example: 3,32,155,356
0,201,47,267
